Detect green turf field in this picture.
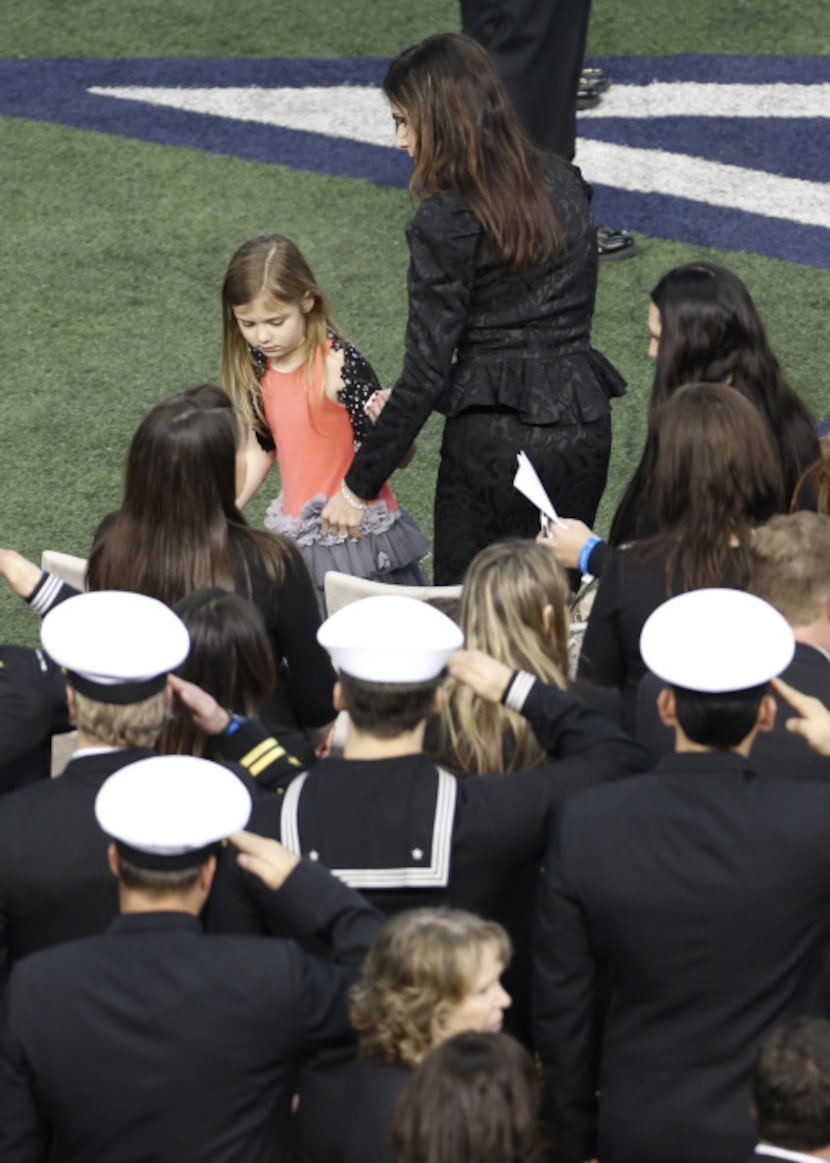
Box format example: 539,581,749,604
1,0,828,645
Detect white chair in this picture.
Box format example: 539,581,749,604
39,550,87,774
40,550,88,593
323,570,462,617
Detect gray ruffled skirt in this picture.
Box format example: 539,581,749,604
264,493,429,598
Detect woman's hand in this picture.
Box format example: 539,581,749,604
772,677,830,756
0,550,43,600
447,649,514,704
321,487,368,540
230,830,300,889
536,520,596,570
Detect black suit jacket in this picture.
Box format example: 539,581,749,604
0,645,70,794
0,859,381,1163
0,747,154,983
636,643,830,780
534,751,830,1163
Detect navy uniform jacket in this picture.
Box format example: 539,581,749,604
209,678,649,1047
534,750,830,1163
0,859,382,1163
209,678,648,933
0,747,153,984
0,645,70,794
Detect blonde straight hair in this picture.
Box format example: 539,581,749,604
434,540,569,775
221,234,342,432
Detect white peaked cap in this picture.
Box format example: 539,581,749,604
41,590,190,702
95,755,252,865
640,588,795,693
317,595,464,682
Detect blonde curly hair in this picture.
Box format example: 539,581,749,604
349,909,511,1067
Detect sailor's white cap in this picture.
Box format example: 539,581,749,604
95,755,252,870
640,588,795,693
317,595,464,682
41,591,190,704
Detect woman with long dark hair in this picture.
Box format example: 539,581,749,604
610,261,818,547
577,382,785,727
321,32,624,583
391,1031,550,1163
3,386,335,743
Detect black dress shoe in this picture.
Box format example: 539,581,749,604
577,81,603,111
580,66,612,94
597,226,639,261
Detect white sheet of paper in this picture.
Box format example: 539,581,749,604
513,451,564,526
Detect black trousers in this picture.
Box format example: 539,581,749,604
460,0,591,159
432,408,611,585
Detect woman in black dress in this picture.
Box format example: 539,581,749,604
321,32,624,583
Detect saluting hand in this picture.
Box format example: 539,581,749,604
447,649,514,704
230,830,301,890
772,678,830,757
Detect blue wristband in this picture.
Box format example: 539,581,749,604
577,535,602,574
222,713,245,737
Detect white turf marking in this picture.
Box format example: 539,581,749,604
88,83,830,227
579,82,830,120
577,139,830,229
88,85,394,146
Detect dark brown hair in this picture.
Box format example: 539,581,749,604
610,262,818,544
159,588,277,758
391,1032,549,1163
633,383,784,592
383,33,564,270
753,1018,830,1152
87,386,295,607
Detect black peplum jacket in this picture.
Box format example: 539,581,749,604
346,156,626,502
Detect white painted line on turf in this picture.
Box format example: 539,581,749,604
89,83,830,227
576,138,830,228
88,85,394,146
579,82,830,119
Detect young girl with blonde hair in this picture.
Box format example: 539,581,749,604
222,234,427,594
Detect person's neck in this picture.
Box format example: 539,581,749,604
792,619,830,658
118,886,202,917
674,729,756,759
343,722,426,761
74,729,124,752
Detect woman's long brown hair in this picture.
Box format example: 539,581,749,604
383,33,564,271
87,385,294,606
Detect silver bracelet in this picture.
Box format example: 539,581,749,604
340,480,368,511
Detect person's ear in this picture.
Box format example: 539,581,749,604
333,681,346,712
656,687,677,727
431,685,443,716
757,692,777,734
107,843,120,879
301,292,315,315
66,684,77,721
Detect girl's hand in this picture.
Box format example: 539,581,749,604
771,677,830,756
0,550,43,600
536,519,596,570
447,649,514,704
364,389,391,424
321,488,367,540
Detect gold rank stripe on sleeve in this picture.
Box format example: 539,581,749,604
240,738,297,777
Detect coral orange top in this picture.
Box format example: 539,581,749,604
260,346,397,520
